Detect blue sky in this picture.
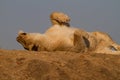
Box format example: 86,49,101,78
0,0,120,50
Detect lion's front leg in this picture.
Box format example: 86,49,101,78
28,44,34,51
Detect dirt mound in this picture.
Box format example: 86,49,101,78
0,49,120,80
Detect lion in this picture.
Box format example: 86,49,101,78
16,11,120,54
50,12,70,27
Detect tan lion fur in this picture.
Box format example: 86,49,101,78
50,12,70,27
90,31,120,53
45,25,89,52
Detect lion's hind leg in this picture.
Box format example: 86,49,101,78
73,30,89,53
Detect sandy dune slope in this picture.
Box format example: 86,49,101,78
0,49,120,80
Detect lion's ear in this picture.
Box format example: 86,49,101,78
18,30,27,35
21,33,27,35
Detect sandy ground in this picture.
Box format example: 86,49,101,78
0,49,120,80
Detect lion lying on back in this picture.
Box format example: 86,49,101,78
16,12,120,54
